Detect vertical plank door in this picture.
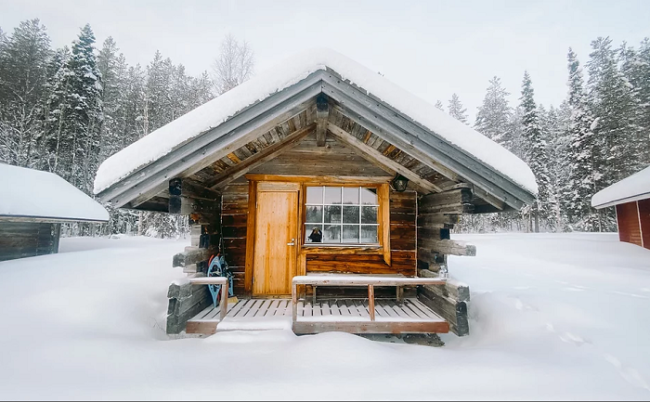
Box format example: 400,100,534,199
253,185,299,295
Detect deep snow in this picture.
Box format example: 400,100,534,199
0,233,649,400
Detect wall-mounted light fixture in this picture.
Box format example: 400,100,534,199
391,174,409,192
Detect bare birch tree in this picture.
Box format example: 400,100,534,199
211,34,254,95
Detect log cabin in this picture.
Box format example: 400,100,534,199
94,49,537,337
0,164,109,262
592,165,650,250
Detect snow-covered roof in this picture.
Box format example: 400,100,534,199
592,166,650,209
0,164,109,223
94,48,537,209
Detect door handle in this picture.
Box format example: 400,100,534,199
287,238,295,246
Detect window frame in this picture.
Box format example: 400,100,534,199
298,180,391,266
304,186,381,245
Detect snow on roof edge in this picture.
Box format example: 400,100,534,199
591,165,650,208
0,164,109,222
94,48,537,197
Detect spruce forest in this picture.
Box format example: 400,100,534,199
1,19,648,237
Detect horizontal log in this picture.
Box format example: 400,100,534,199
419,188,472,208
169,178,220,201
418,269,470,302
419,239,477,257
172,247,212,268
417,213,459,228
418,286,469,336
169,195,221,215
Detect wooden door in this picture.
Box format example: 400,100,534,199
253,183,299,295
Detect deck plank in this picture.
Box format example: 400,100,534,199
257,299,273,317
410,299,442,320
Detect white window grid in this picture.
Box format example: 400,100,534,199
304,186,380,244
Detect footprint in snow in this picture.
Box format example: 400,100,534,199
604,354,650,392
559,332,589,345
563,287,586,292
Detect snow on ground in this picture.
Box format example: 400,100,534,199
0,233,649,400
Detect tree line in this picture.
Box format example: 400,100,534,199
1,19,648,237
447,38,650,233
0,19,253,237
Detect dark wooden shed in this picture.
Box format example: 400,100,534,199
94,49,537,337
0,164,109,262
592,166,650,250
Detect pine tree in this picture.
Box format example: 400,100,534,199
475,77,512,147
44,24,103,194
447,94,468,124
519,72,552,232
565,48,600,231
434,100,444,112
619,40,650,167
0,19,52,167
587,37,638,185
96,37,124,162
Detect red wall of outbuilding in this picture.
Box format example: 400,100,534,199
616,202,643,247
638,199,650,250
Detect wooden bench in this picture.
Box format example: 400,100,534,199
305,272,410,305
292,275,450,334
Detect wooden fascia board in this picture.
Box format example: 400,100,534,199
96,71,327,208
327,123,441,194
320,73,535,210
207,123,317,190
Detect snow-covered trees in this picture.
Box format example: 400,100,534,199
519,72,552,232
475,77,512,147
564,48,600,231
212,34,254,96
0,19,226,238
448,93,468,124
0,19,51,168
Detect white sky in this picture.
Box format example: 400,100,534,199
1,0,649,121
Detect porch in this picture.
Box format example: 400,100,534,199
184,276,450,335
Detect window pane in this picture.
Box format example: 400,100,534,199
360,225,378,243
342,225,360,243
323,225,341,242
361,187,378,205
305,225,323,243
324,206,341,223
306,186,323,204
343,206,360,223
361,206,378,224
342,187,359,204
306,205,323,223
324,187,342,204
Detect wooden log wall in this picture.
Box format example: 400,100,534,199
166,281,211,334
249,132,389,177
0,222,59,262
417,188,476,273
220,180,249,294
417,269,470,336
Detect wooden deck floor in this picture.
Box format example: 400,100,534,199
186,298,449,335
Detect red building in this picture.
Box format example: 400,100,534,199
592,166,650,250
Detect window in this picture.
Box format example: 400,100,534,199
304,186,379,244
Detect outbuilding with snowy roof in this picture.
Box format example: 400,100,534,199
0,164,109,262
94,48,536,337
592,165,650,250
